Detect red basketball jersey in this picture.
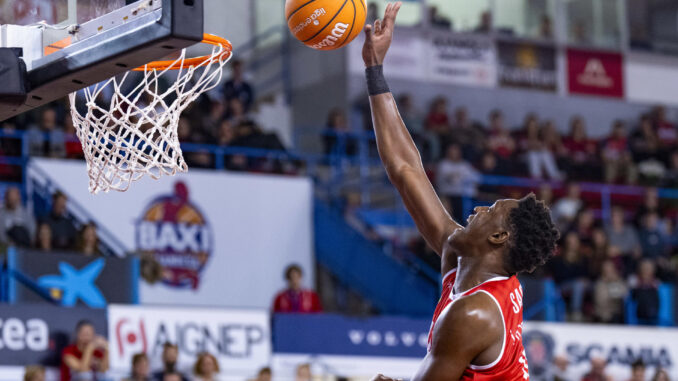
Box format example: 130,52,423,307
428,270,529,380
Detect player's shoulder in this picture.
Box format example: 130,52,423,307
436,292,503,339
431,292,503,354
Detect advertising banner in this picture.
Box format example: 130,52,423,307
524,321,678,380
348,31,427,80
0,304,106,366
567,48,624,98
428,33,497,87
8,249,138,307
28,159,314,309
108,305,270,378
273,315,678,380
497,41,558,91
274,314,429,358
626,53,678,106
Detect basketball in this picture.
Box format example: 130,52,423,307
286,0,366,50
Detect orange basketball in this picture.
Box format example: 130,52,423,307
286,0,366,51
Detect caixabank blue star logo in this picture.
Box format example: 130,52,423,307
37,259,106,308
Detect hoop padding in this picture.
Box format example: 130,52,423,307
69,34,232,194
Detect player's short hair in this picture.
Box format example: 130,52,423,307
506,195,559,274
284,264,303,280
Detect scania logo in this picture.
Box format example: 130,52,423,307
312,22,349,49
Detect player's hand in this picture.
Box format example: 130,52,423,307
362,2,402,67
370,374,401,381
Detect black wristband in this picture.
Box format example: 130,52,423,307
365,65,390,96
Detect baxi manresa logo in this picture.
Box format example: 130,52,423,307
136,182,212,289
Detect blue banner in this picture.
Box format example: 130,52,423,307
273,314,430,358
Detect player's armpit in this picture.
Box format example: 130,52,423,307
411,294,503,381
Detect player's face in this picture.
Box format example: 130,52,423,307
458,199,519,248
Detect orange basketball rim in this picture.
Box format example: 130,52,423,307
133,33,232,71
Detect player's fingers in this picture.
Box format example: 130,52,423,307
374,19,383,34
364,24,373,40
384,1,401,30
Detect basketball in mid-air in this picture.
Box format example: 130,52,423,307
286,0,366,50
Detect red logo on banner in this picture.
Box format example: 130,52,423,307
115,318,147,357
567,48,624,98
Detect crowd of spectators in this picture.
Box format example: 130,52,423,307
0,185,102,256
0,60,296,177
330,95,678,325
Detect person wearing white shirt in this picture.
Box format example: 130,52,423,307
436,144,481,223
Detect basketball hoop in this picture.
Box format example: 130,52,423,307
69,34,233,194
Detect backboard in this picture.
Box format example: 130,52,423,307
0,0,205,121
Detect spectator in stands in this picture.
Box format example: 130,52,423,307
217,120,234,147
27,108,66,158
225,98,248,126
36,222,52,252
43,191,77,250
162,373,183,381
447,106,485,162
653,105,677,151
428,6,452,30
635,187,662,226
63,114,84,159
538,14,553,39
397,94,435,162
631,259,660,324
425,97,450,136
551,182,582,232
0,186,35,247
571,20,591,45
662,151,678,187
639,212,669,260
124,353,150,381
593,260,627,323
486,110,516,161
193,352,219,381
605,206,642,264
296,363,312,381
61,320,109,381
273,264,322,313
518,114,562,180
581,357,611,381
601,120,637,184
653,366,673,381
255,367,272,381
435,144,481,223
323,108,356,156
152,342,188,381
537,183,554,206
563,116,599,180
475,10,492,33
476,151,503,201
628,359,646,381
631,115,661,163
76,222,100,257
549,232,589,321
222,60,254,112
178,117,212,169
573,206,595,245
202,100,227,140
587,228,609,277
23,366,45,381
547,354,573,381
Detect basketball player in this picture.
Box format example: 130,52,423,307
362,3,559,380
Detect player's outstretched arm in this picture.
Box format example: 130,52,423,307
363,2,461,256
411,294,503,381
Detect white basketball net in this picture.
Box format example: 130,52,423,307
69,41,232,194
